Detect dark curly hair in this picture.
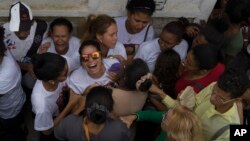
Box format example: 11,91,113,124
153,49,181,99
217,68,249,99
192,44,219,70
124,58,150,90
126,0,156,16
32,52,66,81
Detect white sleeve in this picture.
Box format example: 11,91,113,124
173,39,188,62
67,75,85,95
34,111,54,131
134,44,145,59
134,44,155,72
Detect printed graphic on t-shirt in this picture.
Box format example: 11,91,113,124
6,39,16,50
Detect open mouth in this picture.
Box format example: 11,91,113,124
87,63,98,70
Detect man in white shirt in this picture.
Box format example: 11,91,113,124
3,2,48,89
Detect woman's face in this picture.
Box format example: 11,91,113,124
158,31,179,51
97,23,118,49
192,34,207,48
80,45,104,78
56,64,68,82
127,12,151,34
241,88,250,109
161,109,173,132
51,25,71,55
183,50,199,71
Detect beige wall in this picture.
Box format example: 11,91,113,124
0,16,179,38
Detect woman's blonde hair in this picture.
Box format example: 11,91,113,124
81,14,116,41
162,105,204,141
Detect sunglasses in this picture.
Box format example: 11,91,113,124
81,51,101,62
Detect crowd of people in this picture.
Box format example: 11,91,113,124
1,0,250,141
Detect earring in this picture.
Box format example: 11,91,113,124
50,81,55,85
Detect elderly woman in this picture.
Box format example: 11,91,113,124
121,105,204,141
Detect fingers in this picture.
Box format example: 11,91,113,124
38,42,51,54
119,117,132,128
136,79,143,91
140,73,152,81
107,71,120,83
186,26,200,38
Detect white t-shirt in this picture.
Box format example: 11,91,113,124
68,58,119,95
115,17,155,45
134,38,188,72
3,21,47,62
43,36,81,72
0,50,26,119
31,80,67,131
107,41,127,59
0,50,21,93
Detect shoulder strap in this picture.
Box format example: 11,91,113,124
25,19,47,59
210,125,230,141
191,82,205,91
83,118,91,141
143,24,151,42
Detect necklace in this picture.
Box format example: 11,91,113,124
83,117,90,141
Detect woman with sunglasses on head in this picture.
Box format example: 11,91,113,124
82,14,127,63
65,40,120,114
120,105,204,141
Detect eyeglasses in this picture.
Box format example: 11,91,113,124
162,108,172,122
81,51,101,62
212,92,235,104
158,37,177,49
218,96,235,104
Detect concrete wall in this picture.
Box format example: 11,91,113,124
0,0,217,37
0,16,177,38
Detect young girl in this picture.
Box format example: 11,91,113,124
82,14,127,63
31,53,68,140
